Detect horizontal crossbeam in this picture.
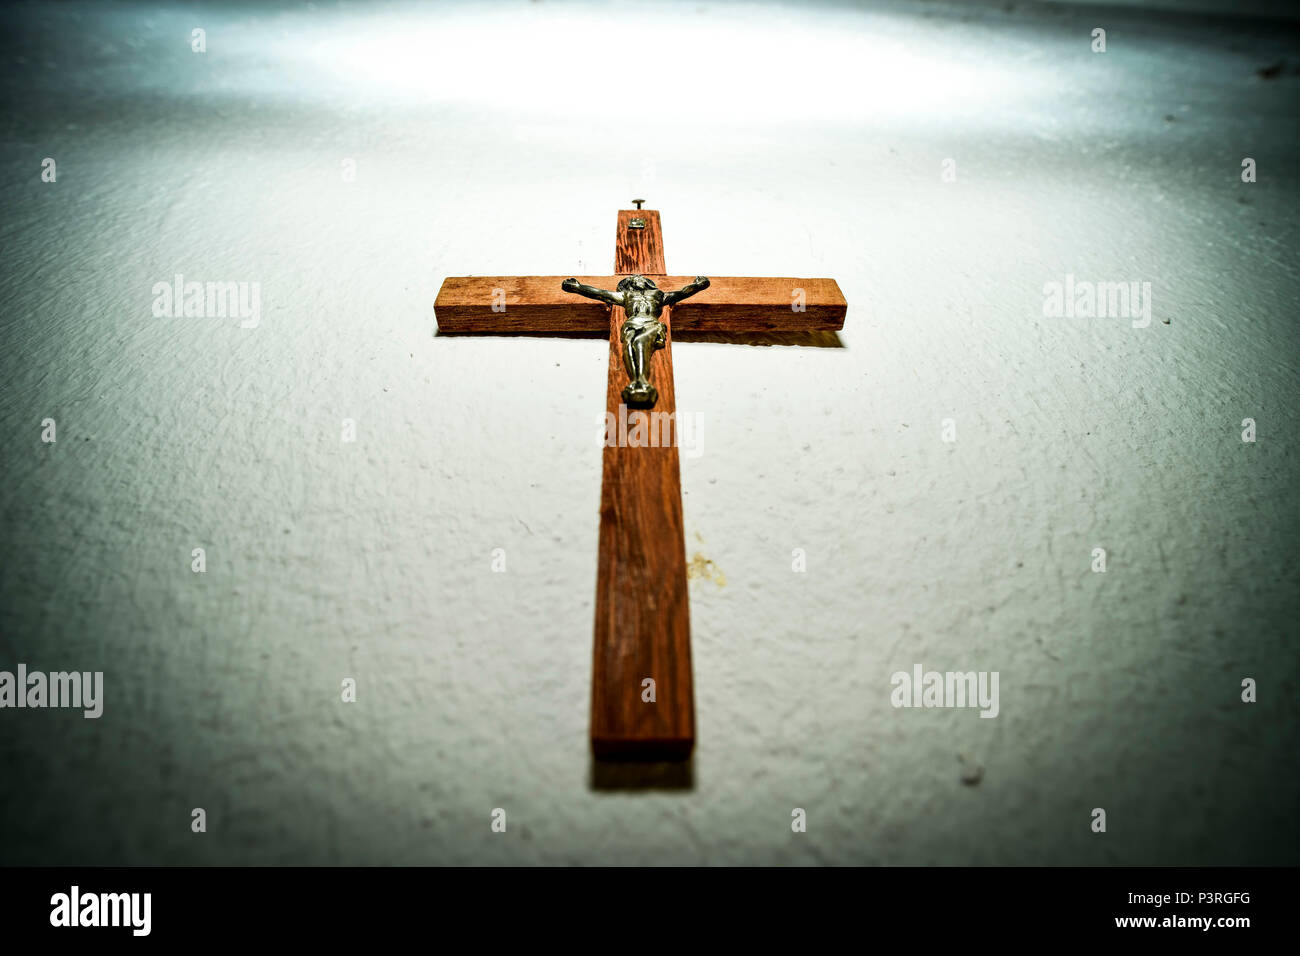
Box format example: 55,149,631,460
434,275,846,333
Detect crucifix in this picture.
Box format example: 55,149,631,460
434,204,846,760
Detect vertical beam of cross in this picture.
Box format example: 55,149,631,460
591,208,694,760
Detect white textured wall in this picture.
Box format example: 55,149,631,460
0,0,1297,865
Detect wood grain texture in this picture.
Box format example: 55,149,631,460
591,209,693,760
615,209,666,274
434,276,846,333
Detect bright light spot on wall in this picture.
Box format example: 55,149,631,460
274,1,1013,126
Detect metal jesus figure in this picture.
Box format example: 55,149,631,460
562,274,710,407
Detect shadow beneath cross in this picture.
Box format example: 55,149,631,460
673,329,844,348
433,328,605,339
589,756,696,792
435,328,845,348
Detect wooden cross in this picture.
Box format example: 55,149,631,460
434,205,846,760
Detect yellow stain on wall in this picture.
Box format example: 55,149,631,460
687,553,726,588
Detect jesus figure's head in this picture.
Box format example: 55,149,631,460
617,275,658,293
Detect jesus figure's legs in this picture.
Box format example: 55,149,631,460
620,319,666,407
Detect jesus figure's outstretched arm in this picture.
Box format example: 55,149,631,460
661,276,710,307
561,278,623,307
